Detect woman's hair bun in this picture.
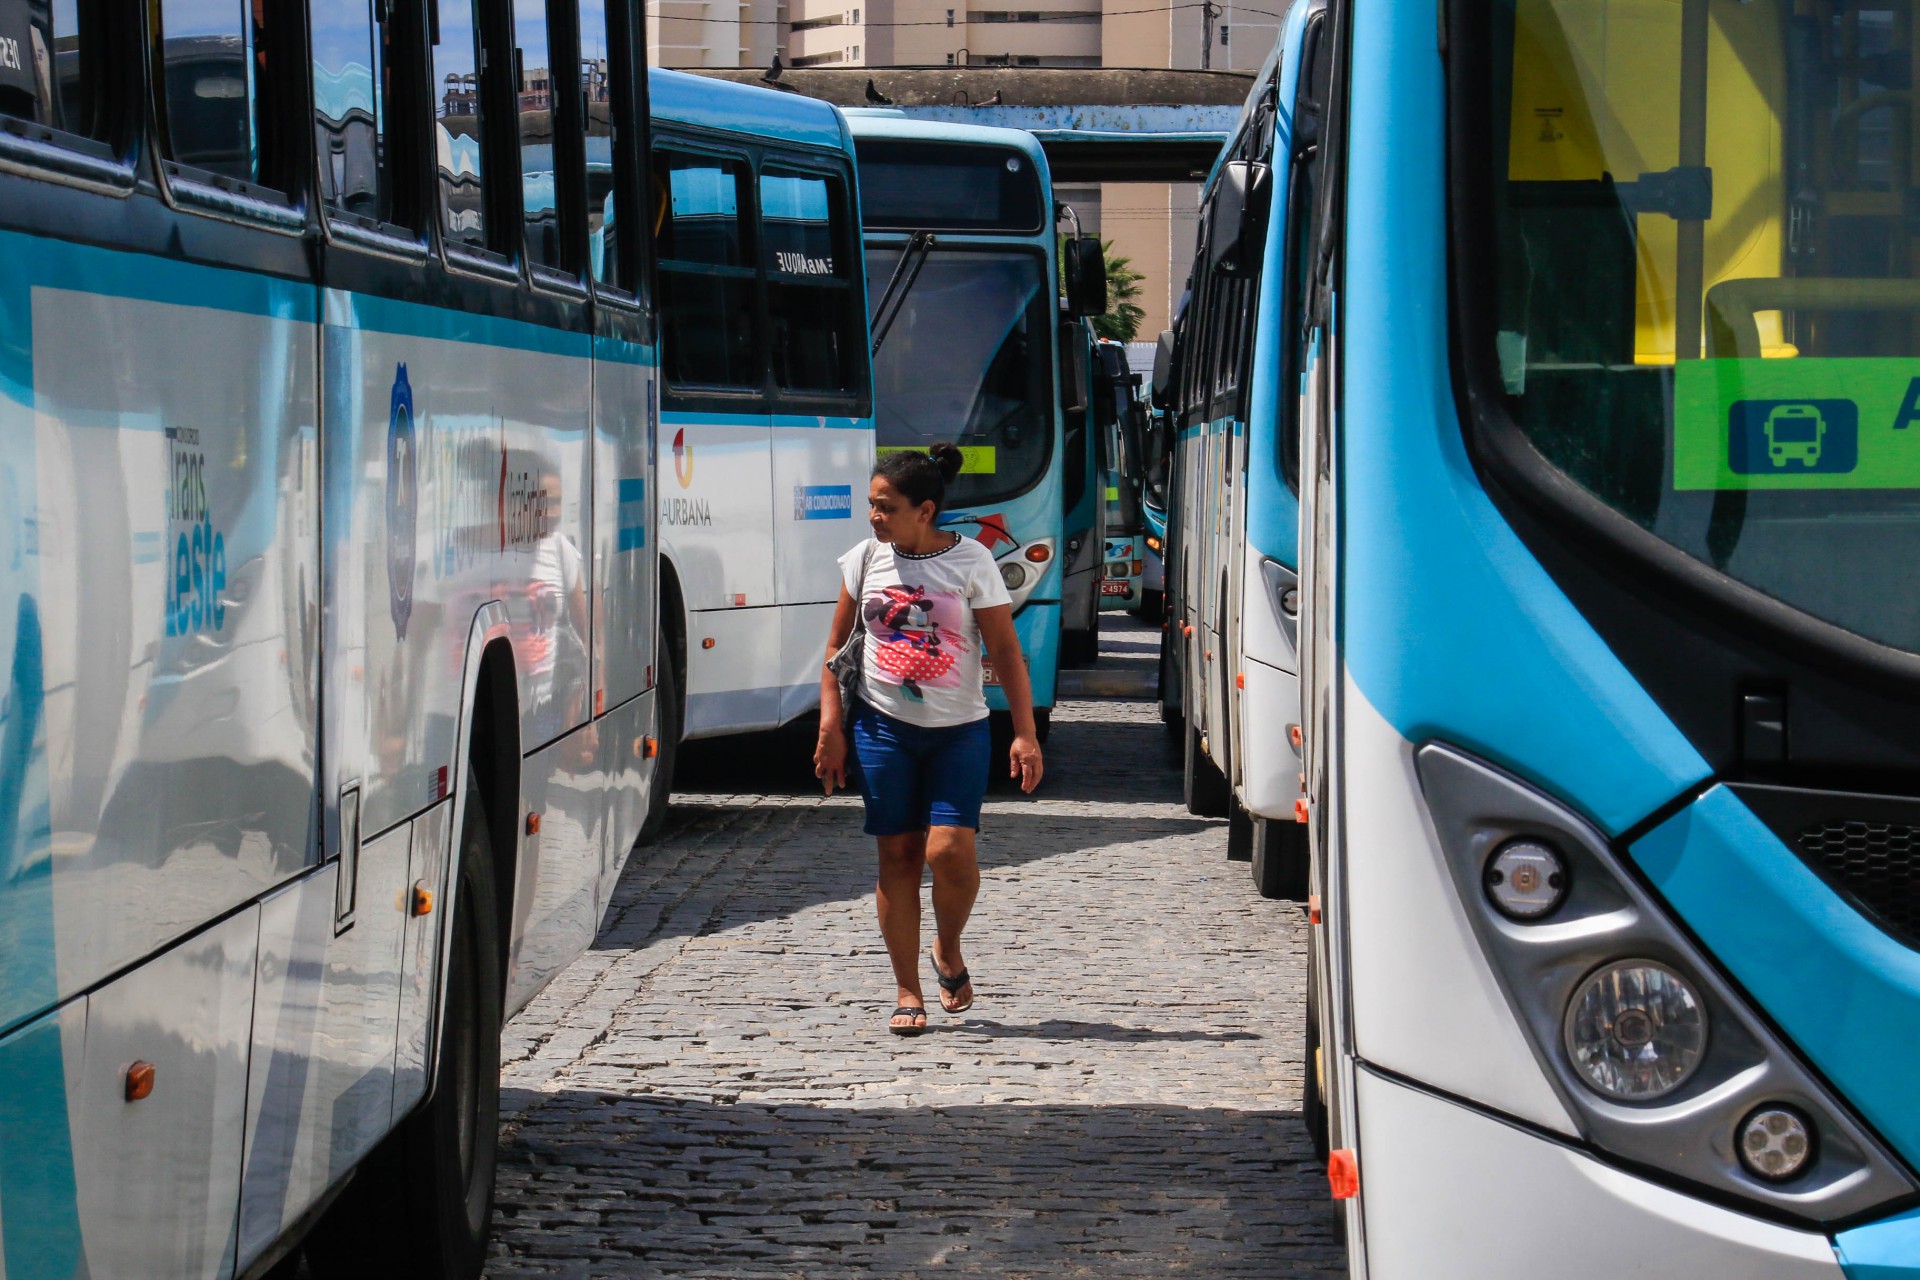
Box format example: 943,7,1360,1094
929,441,965,484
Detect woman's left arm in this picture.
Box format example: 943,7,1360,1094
974,604,1043,793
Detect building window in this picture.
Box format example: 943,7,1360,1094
1015,54,1039,64
850,8,860,21
850,44,860,58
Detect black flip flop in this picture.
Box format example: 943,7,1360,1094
933,960,974,1014
889,1005,928,1036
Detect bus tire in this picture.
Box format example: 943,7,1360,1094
1183,720,1231,817
1226,801,1253,861
1158,633,1181,736
305,771,503,1279
1305,944,1330,1166
639,635,681,842
1062,627,1098,667
1034,706,1051,745
1251,817,1309,900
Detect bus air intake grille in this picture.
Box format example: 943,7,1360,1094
1795,820,1920,949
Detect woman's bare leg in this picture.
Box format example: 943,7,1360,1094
926,825,979,1010
876,832,929,1027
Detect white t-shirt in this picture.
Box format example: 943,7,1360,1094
838,534,1014,728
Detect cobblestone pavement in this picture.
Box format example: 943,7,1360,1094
488,618,1345,1278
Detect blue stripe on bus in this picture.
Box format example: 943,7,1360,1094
1631,787,1920,1173
657,411,875,430
1338,0,1708,835
0,226,318,327
770,413,875,431
618,477,647,503
617,525,646,552
326,289,591,360
1837,1204,1920,1279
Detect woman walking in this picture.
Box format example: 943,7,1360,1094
814,444,1044,1035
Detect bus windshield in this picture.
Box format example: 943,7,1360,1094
867,246,1054,509
1480,0,1920,653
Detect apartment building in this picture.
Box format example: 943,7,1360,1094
652,3,1283,335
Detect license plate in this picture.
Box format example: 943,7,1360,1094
1100,581,1131,596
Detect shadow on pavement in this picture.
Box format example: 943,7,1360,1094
935,1019,1261,1044
489,1090,1345,1279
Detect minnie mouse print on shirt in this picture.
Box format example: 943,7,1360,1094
838,533,1013,729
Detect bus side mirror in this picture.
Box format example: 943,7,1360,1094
1150,328,1176,409
1065,236,1108,317
1206,160,1272,276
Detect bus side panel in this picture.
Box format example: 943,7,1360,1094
0,1003,88,1277
509,723,607,1013
659,411,780,736
772,417,873,724
320,293,595,842
13,262,318,1031
1353,1070,1844,1280
591,335,657,711
239,822,411,1264
595,690,655,914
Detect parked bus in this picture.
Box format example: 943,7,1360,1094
1298,0,1920,1273
1159,17,1317,900
646,71,874,785
1096,339,1148,613
847,117,1108,739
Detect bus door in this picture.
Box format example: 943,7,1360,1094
761,160,873,724
654,142,779,733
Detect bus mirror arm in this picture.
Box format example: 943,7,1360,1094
870,229,937,355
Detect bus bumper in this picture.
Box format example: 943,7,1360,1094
1237,656,1300,819
1349,1069,1846,1280
986,601,1059,712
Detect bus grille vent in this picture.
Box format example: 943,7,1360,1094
1796,820,1920,949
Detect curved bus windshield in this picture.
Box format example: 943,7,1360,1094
868,247,1053,508
1480,0,1920,653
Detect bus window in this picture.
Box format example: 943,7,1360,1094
311,0,390,224
0,0,102,142
580,3,619,288
155,0,269,186
514,0,564,272
657,149,758,389
434,0,487,250
763,167,859,395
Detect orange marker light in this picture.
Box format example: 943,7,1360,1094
1289,723,1303,747
642,736,659,759
1024,543,1051,563
702,637,716,649
125,1061,155,1102
595,689,605,715
1235,673,1245,689
1329,1149,1359,1199
1294,797,1310,824
526,812,542,835
411,881,434,917
1183,624,1194,636
733,593,747,606
1308,894,1322,925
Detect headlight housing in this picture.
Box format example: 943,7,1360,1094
999,538,1052,613
1563,960,1707,1101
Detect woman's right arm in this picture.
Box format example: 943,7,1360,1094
814,585,859,795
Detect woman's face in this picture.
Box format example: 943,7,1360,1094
868,477,934,543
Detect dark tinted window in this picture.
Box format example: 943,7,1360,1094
0,0,103,142
514,0,562,270
311,0,389,222
763,167,860,394
657,149,758,389
855,139,1044,231
156,0,268,184
579,5,618,286
434,0,486,249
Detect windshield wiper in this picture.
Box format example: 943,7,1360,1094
870,230,936,355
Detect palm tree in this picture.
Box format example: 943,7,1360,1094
1093,241,1147,342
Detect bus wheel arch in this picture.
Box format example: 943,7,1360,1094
465,638,521,991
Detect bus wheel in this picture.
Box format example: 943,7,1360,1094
1183,721,1231,818
1251,817,1309,900
1034,706,1051,745
305,771,503,1279
639,640,681,842
1226,801,1253,861
1305,944,1330,1166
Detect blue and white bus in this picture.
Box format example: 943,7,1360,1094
1160,13,1319,899
1095,338,1147,614
847,117,1108,739
646,71,873,787
0,4,664,1274
1299,0,1920,1273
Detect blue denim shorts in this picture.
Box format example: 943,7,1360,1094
850,704,991,836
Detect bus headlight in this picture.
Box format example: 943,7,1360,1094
1740,1106,1815,1182
999,538,1053,613
1564,961,1707,1101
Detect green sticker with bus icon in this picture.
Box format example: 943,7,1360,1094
876,444,997,474
1674,358,1920,489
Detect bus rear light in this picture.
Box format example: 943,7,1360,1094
125,1061,155,1102
1328,1149,1359,1199
1024,543,1051,562
1132,559,1144,574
